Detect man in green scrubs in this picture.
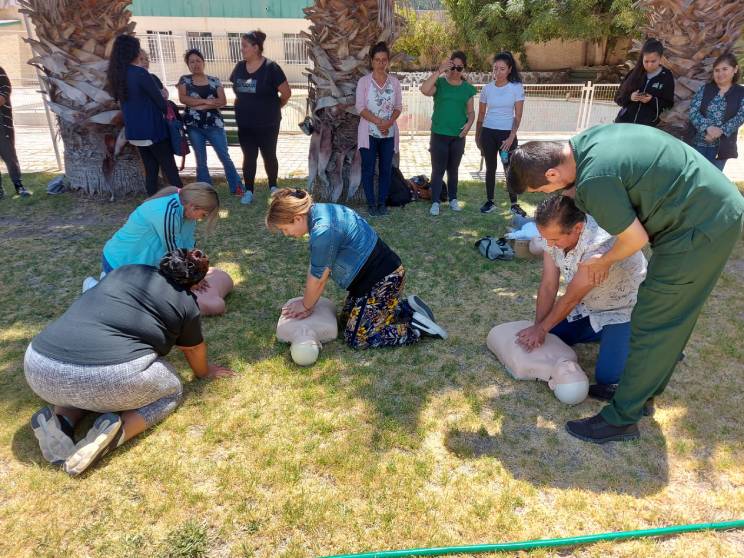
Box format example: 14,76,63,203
508,123,744,443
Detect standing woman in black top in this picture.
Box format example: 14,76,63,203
230,30,292,205
107,35,182,195
614,39,675,127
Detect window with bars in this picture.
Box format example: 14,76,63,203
282,33,308,65
186,32,215,61
145,31,176,63
228,33,242,64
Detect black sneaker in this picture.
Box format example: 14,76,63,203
510,203,527,218
377,204,389,216
407,295,435,322
367,205,378,217
30,407,76,465
480,200,496,214
565,413,640,444
411,311,448,340
15,185,31,197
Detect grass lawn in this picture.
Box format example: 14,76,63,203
1,174,743,558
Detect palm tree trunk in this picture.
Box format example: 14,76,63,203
19,0,145,196
304,0,404,204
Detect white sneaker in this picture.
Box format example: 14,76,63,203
82,276,99,293
430,202,440,216
31,407,76,465
63,413,122,476
449,199,462,211
411,311,448,340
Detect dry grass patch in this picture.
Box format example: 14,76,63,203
0,174,743,557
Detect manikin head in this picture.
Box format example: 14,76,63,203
276,297,338,366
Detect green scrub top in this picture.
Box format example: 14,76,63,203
571,124,744,254
431,77,477,137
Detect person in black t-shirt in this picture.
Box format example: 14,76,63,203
0,66,31,199
229,30,291,205
24,249,235,476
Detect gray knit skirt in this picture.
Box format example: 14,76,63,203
24,344,183,428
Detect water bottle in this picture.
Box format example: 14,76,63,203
499,150,510,165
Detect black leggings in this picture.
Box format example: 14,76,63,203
480,127,518,204
238,124,280,191
429,132,465,203
137,139,182,196
0,124,22,189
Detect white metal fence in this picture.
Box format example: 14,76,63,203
12,81,619,137
399,82,619,136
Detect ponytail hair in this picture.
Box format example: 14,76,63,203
148,182,220,233
242,30,267,53
493,51,521,83
266,188,313,230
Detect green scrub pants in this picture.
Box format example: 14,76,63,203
602,218,743,425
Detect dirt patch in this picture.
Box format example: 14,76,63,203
0,198,133,240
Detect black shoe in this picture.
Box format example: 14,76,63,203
588,383,617,401
407,295,435,322
377,204,389,216
15,185,31,197
566,413,640,444
367,205,378,217
643,397,655,417
480,200,496,214
411,311,448,340
510,203,527,218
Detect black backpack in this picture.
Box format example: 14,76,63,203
387,166,416,207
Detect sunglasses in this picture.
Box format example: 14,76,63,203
450,65,464,72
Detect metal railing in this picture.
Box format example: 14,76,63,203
11,81,619,138
399,82,619,136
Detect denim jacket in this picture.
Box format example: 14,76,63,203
308,203,377,289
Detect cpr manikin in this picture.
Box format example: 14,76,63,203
276,297,338,366
196,268,234,316
487,320,589,404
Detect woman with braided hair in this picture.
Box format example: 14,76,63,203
24,249,235,476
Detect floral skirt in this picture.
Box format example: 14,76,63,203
340,265,419,349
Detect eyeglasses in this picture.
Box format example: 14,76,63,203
450,65,464,72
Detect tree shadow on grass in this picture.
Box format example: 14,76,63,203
443,398,669,497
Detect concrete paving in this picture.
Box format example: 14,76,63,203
5,127,744,185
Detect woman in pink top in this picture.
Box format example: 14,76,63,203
355,42,403,216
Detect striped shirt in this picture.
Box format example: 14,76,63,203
0,66,13,130
103,193,197,270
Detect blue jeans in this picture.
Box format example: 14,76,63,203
187,126,244,193
360,135,394,208
550,317,631,385
693,144,727,171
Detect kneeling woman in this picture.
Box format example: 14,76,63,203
267,189,447,348
98,182,233,316
25,249,234,476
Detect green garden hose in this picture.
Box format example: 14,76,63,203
319,519,744,558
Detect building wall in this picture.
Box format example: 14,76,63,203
130,0,311,19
